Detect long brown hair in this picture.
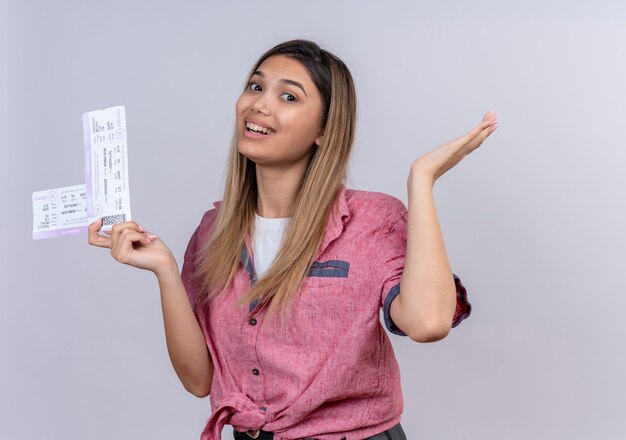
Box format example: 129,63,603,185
191,39,357,329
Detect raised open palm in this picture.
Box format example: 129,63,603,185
411,111,498,183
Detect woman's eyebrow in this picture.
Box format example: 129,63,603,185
252,70,307,97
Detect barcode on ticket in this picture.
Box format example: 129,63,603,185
102,214,126,226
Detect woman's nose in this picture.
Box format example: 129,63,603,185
250,96,270,114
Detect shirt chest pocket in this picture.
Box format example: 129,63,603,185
299,259,357,308
279,260,366,350
292,280,361,349
303,259,351,288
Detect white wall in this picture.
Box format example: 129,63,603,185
1,0,625,438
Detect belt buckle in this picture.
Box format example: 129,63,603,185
245,429,261,438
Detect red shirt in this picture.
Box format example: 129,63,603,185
181,184,471,440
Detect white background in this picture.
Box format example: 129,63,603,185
1,1,625,439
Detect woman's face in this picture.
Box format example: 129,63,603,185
236,54,324,167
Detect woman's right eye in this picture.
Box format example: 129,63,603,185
247,82,261,92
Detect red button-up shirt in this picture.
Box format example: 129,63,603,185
181,184,471,440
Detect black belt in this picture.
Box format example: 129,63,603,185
233,421,406,440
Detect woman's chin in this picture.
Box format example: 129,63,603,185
237,144,262,163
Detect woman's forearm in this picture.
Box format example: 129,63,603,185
392,114,496,341
395,171,457,342
156,260,214,397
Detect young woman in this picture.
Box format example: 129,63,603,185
88,39,497,440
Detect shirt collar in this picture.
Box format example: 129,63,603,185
315,183,350,260
213,183,350,278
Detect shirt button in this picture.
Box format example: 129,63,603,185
252,368,259,375
248,318,257,326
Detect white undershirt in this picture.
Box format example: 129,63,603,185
252,213,291,278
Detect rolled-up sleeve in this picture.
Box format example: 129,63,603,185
181,224,202,317
378,201,409,336
378,200,472,336
451,273,471,327
180,209,215,318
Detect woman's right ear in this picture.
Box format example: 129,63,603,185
314,132,324,146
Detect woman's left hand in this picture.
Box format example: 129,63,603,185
409,111,498,187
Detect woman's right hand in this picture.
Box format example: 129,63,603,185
88,218,175,276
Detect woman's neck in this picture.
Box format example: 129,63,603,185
255,162,306,218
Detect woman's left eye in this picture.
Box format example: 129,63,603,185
281,93,297,102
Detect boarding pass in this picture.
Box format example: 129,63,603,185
32,184,88,239
83,105,132,230
32,105,132,239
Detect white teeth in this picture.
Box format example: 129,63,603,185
245,122,274,134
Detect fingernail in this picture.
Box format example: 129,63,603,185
489,119,498,126
147,234,158,240
138,225,145,232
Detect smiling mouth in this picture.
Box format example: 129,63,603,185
244,122,274,136
245,126,272,135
